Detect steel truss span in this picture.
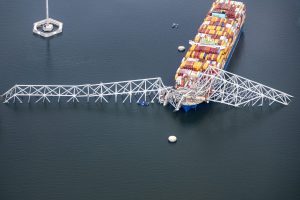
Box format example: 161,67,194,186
162,66,293,111
2,78,170,104
2,69,293,111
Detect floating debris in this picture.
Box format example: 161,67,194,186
172,23,179,29
137,101,149,107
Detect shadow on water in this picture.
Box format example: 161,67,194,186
226,31,246,73
33,32,63,69
32,32,63,40
4,95,155,114
46,39,52,68
164,102,285,133
5,98,285,124
0,118,3,144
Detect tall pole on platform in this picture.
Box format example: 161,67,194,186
33,0,63,37
46,0,49,19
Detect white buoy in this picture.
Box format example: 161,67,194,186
178,46,185,52
168,135,177,143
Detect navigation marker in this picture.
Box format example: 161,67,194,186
33,0,63,38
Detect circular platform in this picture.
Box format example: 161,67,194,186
33,18,63,38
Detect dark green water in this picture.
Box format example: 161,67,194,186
0,0,300,199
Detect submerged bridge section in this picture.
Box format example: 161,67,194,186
163,66,293,111
2,78,170,104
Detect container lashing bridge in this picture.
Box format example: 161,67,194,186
2,68,293,111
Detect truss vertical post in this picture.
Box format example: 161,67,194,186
129,81,132,103
144,80,147,102
115,83,117,103
87,85,90,102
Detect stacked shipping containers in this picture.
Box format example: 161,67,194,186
175,0,246,88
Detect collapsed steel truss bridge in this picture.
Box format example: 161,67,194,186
2,78,169,104
2,68,293,111
162,66,292,110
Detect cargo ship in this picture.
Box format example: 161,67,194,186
174,0,246,112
